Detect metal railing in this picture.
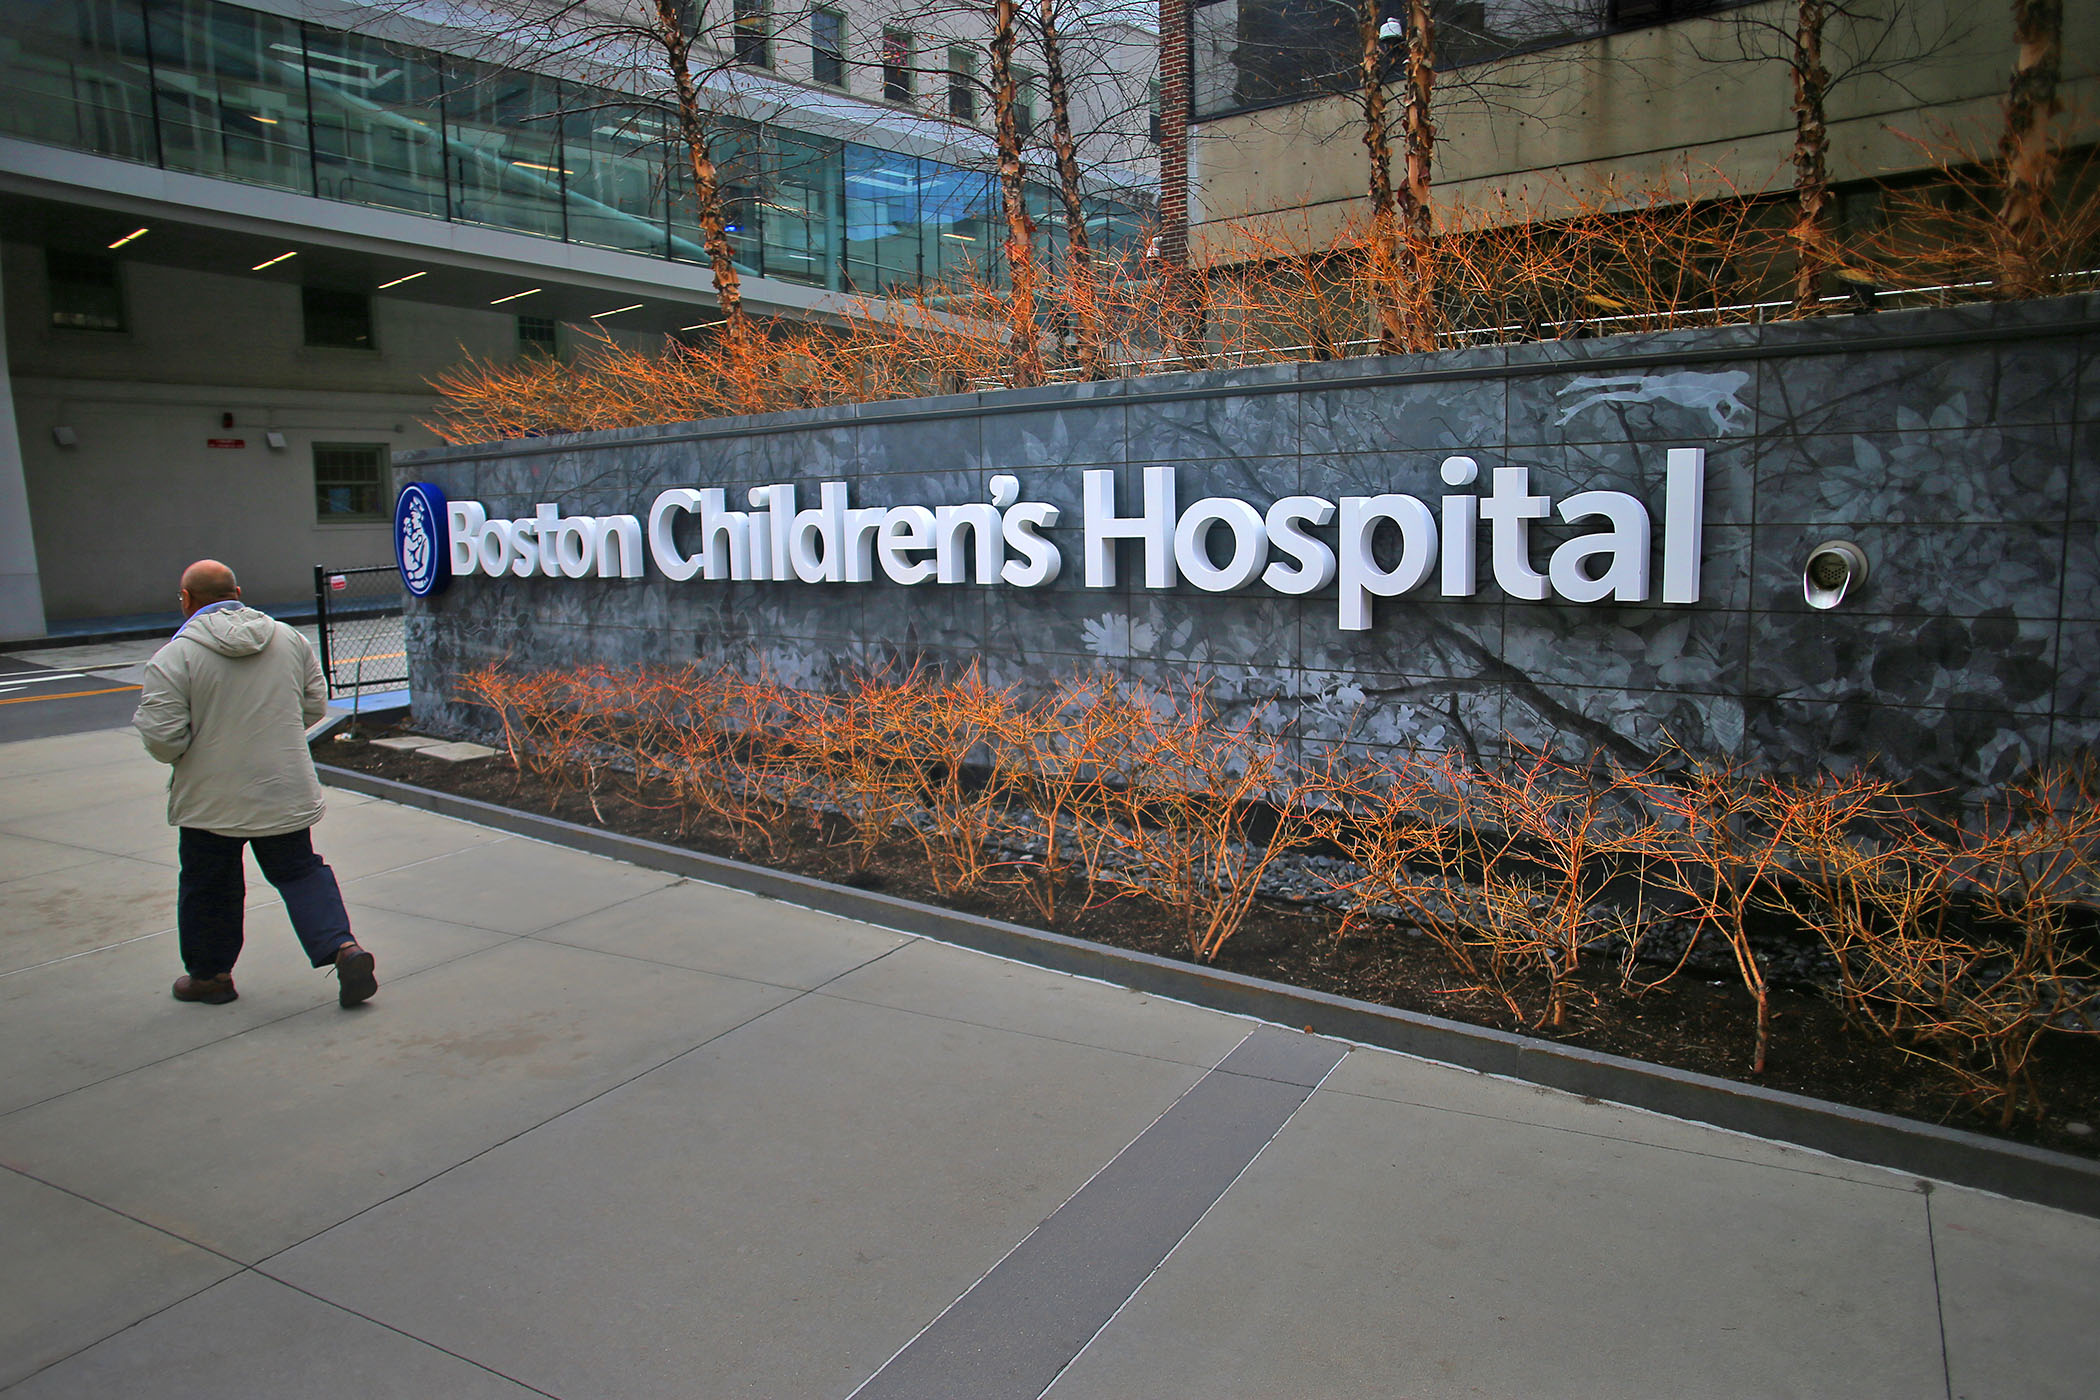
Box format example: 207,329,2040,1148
313,565,407,701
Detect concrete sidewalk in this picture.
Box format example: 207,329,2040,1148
2,728,2094,1399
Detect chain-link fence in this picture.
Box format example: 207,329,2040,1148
313,565,406,701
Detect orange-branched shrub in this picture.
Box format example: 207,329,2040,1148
1061,679,1310,962
1635,750,1795,1073
444,662,2099,1123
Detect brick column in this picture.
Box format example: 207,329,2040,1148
1156,0,1190,267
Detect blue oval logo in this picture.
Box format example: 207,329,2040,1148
394,482,451,598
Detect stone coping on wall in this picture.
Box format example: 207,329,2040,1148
319,758,2100,1219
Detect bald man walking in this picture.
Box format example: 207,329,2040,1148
133,560,376,1007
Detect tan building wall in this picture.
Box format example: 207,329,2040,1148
1191,0,2100,257
2,247,653,620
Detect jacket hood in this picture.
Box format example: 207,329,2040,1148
182,604,278,657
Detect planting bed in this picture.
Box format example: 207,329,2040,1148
319,724,2100,1161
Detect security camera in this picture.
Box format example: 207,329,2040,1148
1803,540,1869,610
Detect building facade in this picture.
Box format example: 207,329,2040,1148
1185,0,2097,257
0,0,1156,634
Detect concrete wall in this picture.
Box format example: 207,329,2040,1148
1193,0,2100,255
7,247,568,618
400,294,2099,797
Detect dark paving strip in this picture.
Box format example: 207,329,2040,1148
849,1026,1347,1400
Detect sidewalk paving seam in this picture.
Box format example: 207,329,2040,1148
1314,1082,1932,1195
808,985,1257,1075
0,934,543,1125
245,940,916,1275
0,1164,253,1395
1043,1048,1356,1399
221,1272,568,1400
0,928,172,982
1924,1188,1955,1400
843,1023,1263,1400
847,1028,1354,1400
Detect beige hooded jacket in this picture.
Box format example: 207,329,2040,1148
133,604,329,836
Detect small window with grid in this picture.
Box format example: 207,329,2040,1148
313,443,389,522
517,314,558,357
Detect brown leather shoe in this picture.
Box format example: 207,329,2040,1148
172,972,237,1004
333,943,377,1008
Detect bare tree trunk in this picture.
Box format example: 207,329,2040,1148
1039,0,1110,379
1789,0,1834,316
987,0,1045,387
1394,0,1438,353
1358,0,1406,354
652,0,749,342
1999,0,2064,298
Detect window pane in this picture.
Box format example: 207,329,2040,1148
313,443,387,520
734,0,772,69
0,0,156,162
517,315,557,357
47,249,125,330
759,132,841,289
668,121,762,276
303,287,373,348
564,90,669,256
304,26,447,218
147,0,313,192
844,146,921,292
811,9,845,88
919,159,996,286
947,47,975,122
443,58,565,239
881,30,912,102
1013,70,1035,138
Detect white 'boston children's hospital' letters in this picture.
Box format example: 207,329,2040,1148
437,450,1707,632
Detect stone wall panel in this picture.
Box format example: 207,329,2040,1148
400,296,2098,795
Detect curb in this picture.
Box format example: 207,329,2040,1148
319,762,2100,1219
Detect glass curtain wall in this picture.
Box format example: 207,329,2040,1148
563,90,670,256
1,0,1152,299
921,164,999,286
442,58,565,239
759,132,842,289
304,27,446,216
146,0,311,190
668,119,764,275
844,148,923,292
1,0,156,160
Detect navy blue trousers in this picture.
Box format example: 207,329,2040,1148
177,827,353,979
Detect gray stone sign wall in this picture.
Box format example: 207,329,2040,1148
400,293,2098,796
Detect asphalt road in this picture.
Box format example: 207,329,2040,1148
0,658,144,744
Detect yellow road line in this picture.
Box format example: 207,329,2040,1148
0,685,141,706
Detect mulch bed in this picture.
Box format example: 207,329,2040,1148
318,726,2100,1161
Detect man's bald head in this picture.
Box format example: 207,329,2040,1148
178,560,240,617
